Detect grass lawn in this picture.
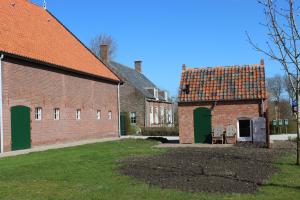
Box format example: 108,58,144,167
0,139,299,200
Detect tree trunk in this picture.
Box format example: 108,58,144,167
297,93,300,165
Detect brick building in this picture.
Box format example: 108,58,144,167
178,60,268,143
100,45,174,129
0,0,121,152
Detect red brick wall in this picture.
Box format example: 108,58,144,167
178,100,263,143
2,57,119,152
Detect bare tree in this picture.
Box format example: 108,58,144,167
247,0,300,164
284,74,296,101
90,33,117,59
267,75,284,119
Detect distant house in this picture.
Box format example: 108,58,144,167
0,0,121,152
178,60,268,144
100,45,174,129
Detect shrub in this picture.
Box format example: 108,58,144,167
141,127,179,136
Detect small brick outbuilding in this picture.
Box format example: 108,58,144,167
178,60,268,144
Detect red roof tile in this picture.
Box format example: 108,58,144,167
179,63,267,102
0,0,119,81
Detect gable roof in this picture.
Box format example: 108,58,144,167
0,0,119,82
108,61,166,100
179,63,267,102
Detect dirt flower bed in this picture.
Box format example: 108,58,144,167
119,141,296,194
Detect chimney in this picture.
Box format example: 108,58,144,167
260,59,265,66
100,44,109,63
182,64,186,71
135,60,142,73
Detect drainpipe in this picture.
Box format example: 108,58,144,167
117,83,121,137
0,54,4,153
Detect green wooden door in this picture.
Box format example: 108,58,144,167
120,112,126,136
11,106,31,151
194,107,212,143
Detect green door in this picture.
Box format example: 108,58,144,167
11,106,31,151
120,112,126,136
194,107,212,143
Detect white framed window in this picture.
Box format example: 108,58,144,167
35,107,42,120
164,91,168,101
154,88,159,100
150,106,154,124
108,111,112,120
76,109,81,120
130,112,137,124
168,109,173,123
97,110,101,120
154,107,159,124
54,108,60,120
160,107,164,124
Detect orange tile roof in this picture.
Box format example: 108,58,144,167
0,0,119,82
179,63,267,102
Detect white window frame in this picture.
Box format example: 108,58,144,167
160,107,164,124
154,88,159,100
108,111,112,120
150,106,154,124
54,108,60,120
35,107,42,121
130,112,137,124
97,110,101,120
164,91,168,101
76,109,81,120
154,107,159,124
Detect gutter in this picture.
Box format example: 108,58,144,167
0,54,4,153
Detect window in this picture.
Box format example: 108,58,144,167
154,107,159,124
76,109,81,120
168,109,173,124
35,107,42,120
150,106,154,124
154,88,159,100
130,112,136,124
108,111,112,120
164,91,168,101
54,108,60,120
160,107,164,124
97,110,101,120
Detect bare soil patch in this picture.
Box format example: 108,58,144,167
119,141,296,194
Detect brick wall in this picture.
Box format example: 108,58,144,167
119,82,146,127
2,57,119,152
178,100,264,143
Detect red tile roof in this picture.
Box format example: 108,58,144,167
0,0,119,82
179,63,267,102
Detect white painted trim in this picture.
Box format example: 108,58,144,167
0,54,4,153
237,118,253,142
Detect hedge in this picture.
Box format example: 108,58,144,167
141,127,179,136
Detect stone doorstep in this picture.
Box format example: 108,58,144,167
0,137,120,158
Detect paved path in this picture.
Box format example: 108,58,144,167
0,137,120,158
155,143,234,148
270,134,297,141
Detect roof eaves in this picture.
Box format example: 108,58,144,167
1,51,121,84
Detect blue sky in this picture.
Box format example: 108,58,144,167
31,0,284,97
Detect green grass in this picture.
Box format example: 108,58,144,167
0,139,299,200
